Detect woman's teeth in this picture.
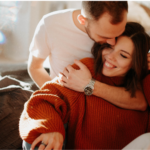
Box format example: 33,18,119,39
105,61,116,68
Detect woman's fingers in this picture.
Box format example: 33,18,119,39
31,132,63,150
38,143,46,150
53,142,63,150
31,135,42,150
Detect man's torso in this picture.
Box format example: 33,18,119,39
30,9,94,78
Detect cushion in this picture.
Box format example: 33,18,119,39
128,1,150,32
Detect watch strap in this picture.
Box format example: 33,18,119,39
84,78,96,95
89,78,95,89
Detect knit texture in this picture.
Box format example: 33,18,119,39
143,74,150,132
19,58,149,149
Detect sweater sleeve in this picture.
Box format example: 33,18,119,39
19,77,79,144
19,57,94,144
143,74,150,106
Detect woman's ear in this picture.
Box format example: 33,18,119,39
77,14,86,25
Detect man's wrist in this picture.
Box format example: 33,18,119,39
84,78,96,95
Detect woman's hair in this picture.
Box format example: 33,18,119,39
91,22,150,97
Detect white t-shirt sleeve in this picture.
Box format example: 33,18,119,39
29,16,51,59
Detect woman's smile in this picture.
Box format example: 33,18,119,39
104,60,116,69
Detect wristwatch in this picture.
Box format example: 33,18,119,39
84,78,95,96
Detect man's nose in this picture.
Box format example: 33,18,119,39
107,38,116,45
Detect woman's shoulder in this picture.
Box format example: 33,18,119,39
80,57,95,76
71,57,95,76
80,57,94,64
80,57,94,69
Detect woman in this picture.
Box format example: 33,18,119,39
19,22,150,150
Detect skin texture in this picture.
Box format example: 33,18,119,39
28,54,52,88
102,36,134,77
77,10,127,45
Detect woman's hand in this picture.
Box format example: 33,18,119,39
31,132,64,150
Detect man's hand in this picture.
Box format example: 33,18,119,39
148,53,150,70
31,132,63,150
59,59,92,92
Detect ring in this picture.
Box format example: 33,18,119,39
41,141,47,147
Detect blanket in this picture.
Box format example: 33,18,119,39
0,63,50,149
0,76,32,149
0,66,39,149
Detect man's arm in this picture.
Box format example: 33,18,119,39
28,54,52,88
60,59,147,111
93,80,147,111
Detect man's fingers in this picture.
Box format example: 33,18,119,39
59,73,67,83
66,65,74,73
74,59,86,70
61,82,69,88
62,67,69,77
31,136,42,150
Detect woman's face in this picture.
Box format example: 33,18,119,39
102,36,134,77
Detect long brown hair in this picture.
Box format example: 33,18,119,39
91,22,150,97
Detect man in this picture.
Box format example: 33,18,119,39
28,1,147,112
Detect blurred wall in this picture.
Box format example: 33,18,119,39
1,1,52,61
1,1,150,62
0,1,81,61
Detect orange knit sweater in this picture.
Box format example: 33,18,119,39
19,58,149,149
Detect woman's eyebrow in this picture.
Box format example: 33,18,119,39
121,50,131,56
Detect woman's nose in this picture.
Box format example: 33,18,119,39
107,50,116,61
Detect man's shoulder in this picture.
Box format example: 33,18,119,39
43,9,76,23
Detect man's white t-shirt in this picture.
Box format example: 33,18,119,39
29,9,94,79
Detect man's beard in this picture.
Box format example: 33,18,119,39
85,25,104,45
84,26,95,41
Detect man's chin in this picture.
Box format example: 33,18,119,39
96,41,105,45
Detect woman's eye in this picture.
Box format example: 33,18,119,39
120,54,127,58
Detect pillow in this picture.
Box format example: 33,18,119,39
128,1,150,32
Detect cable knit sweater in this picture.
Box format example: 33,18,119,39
19,58,149,149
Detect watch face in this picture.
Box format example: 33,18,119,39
84,87,93,96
